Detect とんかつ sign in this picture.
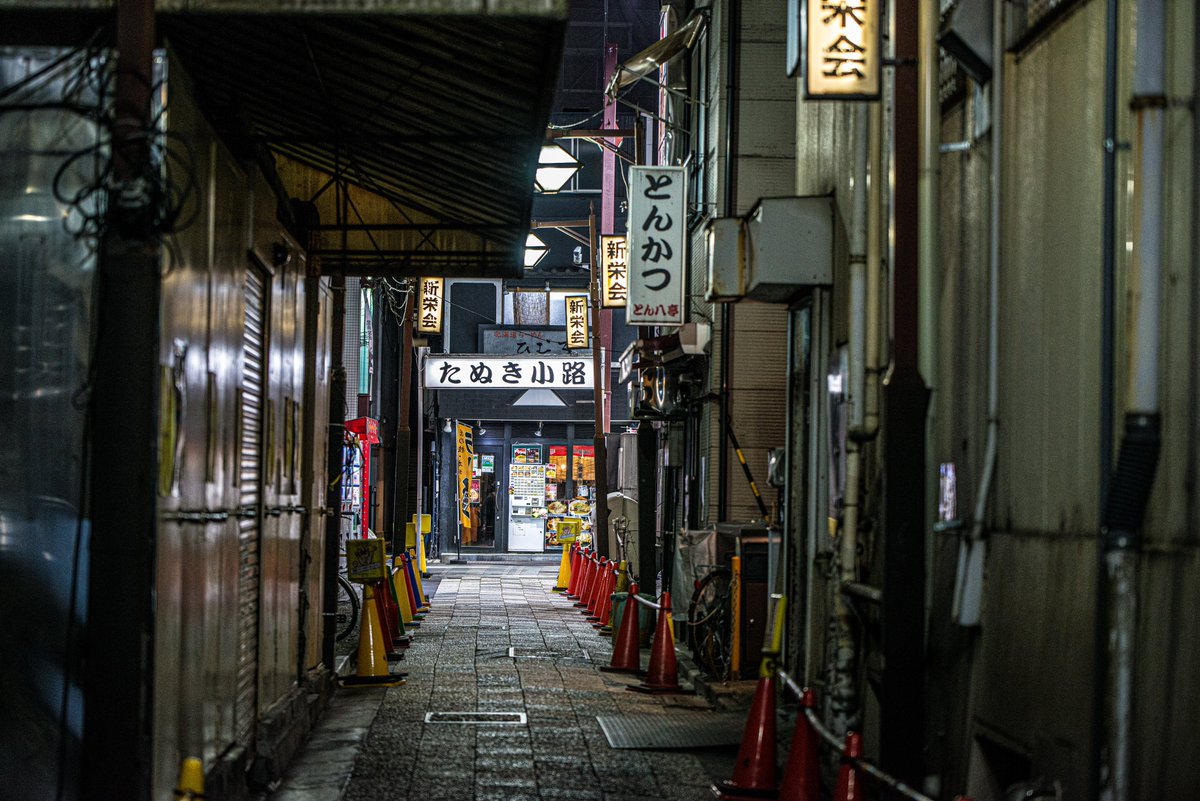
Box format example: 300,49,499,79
627,166,686,326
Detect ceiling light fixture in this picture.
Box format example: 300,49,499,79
534,142,582,193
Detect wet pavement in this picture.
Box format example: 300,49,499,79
266,562,741,801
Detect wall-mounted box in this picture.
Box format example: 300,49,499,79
704,216,745,302
745,196,835,303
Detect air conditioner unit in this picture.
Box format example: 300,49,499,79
704,216,745,302
745,196,836,303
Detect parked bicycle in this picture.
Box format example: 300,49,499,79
686,563,735,681
335,558,360,642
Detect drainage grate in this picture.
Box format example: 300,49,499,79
425,711,528,725
596,713,746,749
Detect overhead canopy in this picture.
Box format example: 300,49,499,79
0,0,569,278
604,8,705,99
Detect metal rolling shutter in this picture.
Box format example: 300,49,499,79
236,266,266,743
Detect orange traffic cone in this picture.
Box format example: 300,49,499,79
712,673,778,798
340,584,406,687
630,592,690,694
386,566,410,647
601,581,643,674
833,732,863,801
586,557,610,618
565,543,582,597
778,688,820,801
591,563,617,626
372,581,405,663
573,550,595,607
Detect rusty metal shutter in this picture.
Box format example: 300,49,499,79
236,266,266,743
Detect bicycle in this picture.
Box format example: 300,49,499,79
335,572,360,642
686,563,735,681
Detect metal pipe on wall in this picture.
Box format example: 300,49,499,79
718,0,741,523
1101,0,1167,797
952,0,1003,628
322,276,347,671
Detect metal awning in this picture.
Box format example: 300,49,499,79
0,1,569,278
604,8,705,99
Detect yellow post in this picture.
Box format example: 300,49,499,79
731,555,742,678
413,514,431,573
175,757,204,800
760,595,787,678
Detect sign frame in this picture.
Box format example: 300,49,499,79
802,0,882,100
627,165,686,326
600,234,629,308
417,276,444,334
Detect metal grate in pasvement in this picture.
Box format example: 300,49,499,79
596,713,747,749
424,711,528,725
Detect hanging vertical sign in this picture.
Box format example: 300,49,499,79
627,165,686,326
417,277,444,334
564,294,590,349
600,234,628,307
804,0,881,99
456,422,474,533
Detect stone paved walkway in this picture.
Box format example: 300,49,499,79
268,563,731,801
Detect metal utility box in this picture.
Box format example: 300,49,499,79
745,196,836,303
704,216,745,301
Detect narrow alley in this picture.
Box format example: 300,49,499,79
266,562,739,801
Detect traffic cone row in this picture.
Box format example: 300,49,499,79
339,547,432,689
557,543,691,694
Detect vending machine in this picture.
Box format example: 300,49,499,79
507,462,547,552
343,417,379,539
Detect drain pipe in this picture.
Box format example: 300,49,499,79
862,98,884,439
1102,0,1166,797
829,105,872,739
952,0,1003,627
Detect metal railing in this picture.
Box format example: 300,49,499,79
777,669,938,801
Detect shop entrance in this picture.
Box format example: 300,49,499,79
464,449,499,548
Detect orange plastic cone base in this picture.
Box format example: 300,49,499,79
584,557,606,616
631,592,690,694
833,732,863,801
601,582,642,674
712,677,778,798
778,689,820,801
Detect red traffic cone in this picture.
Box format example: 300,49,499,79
573,551,595,607
584,556,608,616
566,543,582,598
712,672,778,798
589,563,615,623
601,581,642,674
833,732,863,801
630,592,690,694
778,688,819,801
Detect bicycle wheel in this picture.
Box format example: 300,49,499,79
687,566,733,680
335,574,360,642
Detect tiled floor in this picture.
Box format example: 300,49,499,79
267,563,732,801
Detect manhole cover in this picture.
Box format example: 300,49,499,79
596,713,745,749
425,711,528,725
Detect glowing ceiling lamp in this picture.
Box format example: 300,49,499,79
524,232,549,269
534,143,581,193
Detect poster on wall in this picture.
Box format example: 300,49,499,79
481,454,494,473
456,422,474,533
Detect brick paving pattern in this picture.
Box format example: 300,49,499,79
271,563,724,801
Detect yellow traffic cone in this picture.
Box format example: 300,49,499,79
553,538,574,592
339,584,406,687
175,757,204,799
409,549,431,608
392,559,418,627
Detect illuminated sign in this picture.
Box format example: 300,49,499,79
805,0,881,99
417,277,444,334
600,234,628,307
627,165,686,326
424,355,594,389
565,295,589,350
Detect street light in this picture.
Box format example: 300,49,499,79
534,143,581,193
524,232,549,268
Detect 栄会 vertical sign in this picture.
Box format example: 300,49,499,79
417,277,444,334
600,234,628,307
627,165,686,326
804,0,880,99
565,294,589,350
456,422,473,534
